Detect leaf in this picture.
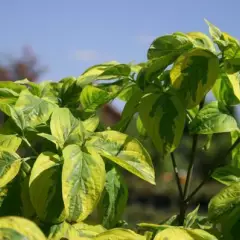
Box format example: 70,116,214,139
29,152,65,223
189,101,238,134
82,115,99,132
154,227,217,240
95,228,145,240
98,166,128,229
208,182,240,222
0,148,22,188
62,145,105,222
86,130,155,184
231,131,240,168
147,32,193,60
0,216,46,240
0,134,22,151
136,57,174,90
50,107,85,148
48,221,82,240
187,32,216,53
73,222,106,238
77,61,131,87
113,88,143,132
170,48,219,108
184,205,200,228
0,81,26,93
136,115,147,137
59,77,83,107
0,228,27,240
15,89,57,127
139,91,185,155
37,133,58,147
8,105,26,132
212,166,240,186
212,71,240,106
80,85,110,112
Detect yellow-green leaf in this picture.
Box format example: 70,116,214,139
48,221,82,240
86,130,155,184
0,216,46,240
0,148,22,188
15,89,57,127
0,134,22,151
62,145,105,222
95,228,145,240
154,227,217,240
29,152,65,223
80,85,110,112
187,32,215,53
231,130,240,168
77,61,131,87
212,71,240,106
83,115,99,132
139,91,185,155
170,48,219,108
50,107,85,148
73,222,106,238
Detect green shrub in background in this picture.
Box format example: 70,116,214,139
0,19,240,239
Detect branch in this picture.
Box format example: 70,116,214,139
171,152,184,199
22,137,38,156
185,136,240,203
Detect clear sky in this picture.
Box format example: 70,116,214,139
1,0,240,110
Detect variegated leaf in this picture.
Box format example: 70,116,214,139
62,145,105,222
29,152,65,223
139,91,185,155
170,48,219,108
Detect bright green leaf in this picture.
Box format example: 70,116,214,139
170,48,219,108
189,101,238,134
136,115,147,137
212,71,240,106
98,166,128,229
86,130,155,184
29,152,65,223
0,148,22,188
73,222,106,238
62,145,105,222
139,91,185,155
212,166,240,186
184,205,200,228
80,85,110,112
147,32,193,60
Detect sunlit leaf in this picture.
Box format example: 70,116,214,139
77,61,131,87
0,134,22,151
0,216,46,240
139,91,185,155
0,148,22,188
212,71,240,106
86,130,155,184
29,152,65,223
62,145,105,222
189,101,238,134
98,166,128,229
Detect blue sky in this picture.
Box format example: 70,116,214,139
1,0,240,110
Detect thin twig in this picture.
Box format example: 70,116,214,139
185,136,240,203
183,134,198,199
170,152,184,199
